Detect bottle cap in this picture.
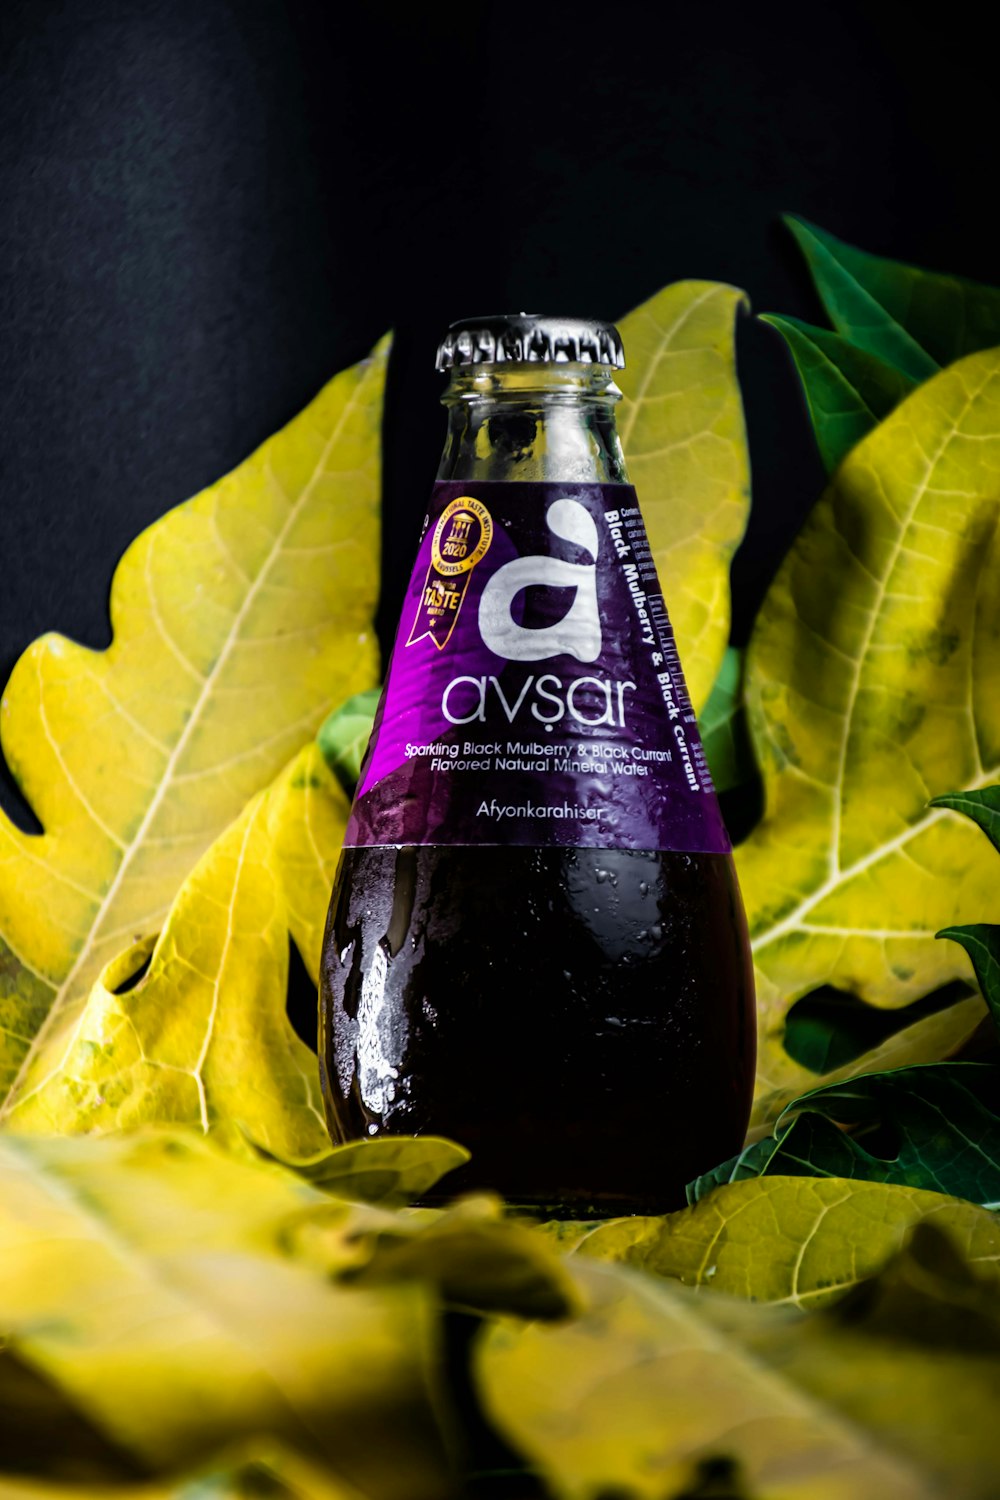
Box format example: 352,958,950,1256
435,313,625,371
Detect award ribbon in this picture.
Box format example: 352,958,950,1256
406,496,493,650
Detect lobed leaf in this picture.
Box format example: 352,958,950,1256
688,1063,1000,1209
0,337,388,1125
617,281,751,711
1,742,348,1154
575,1176,1000,1308
479,1226,1000,1499
738,347,1000,1125
0,1131,452,1499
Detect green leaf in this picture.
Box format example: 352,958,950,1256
617,282,750,711
785,214,1000,377
685,1134,782,1202
0,336,388,1123
688,1063,1000,1208
0,741,348,1155
938,926,1000,1035
480,1225,1000,1499
931,785,1000,854
781,978,978,1075
737,347,1000,1128
576,1176,1000,1307
0,1130,453,1499
698,645,758,797
933,783,1000,1037
761,312,918,472
250,1134,471,1207
318,689,381,798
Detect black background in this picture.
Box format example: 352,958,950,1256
1,0,995,826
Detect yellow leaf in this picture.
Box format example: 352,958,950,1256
481,1261,924,1500
480,1231,1000,1500
2,743,345,1153
0,1131,451,1500
739,348,1000,1124
0,336,387,1124
617,281,750,711
576,1175,1000,1307
255,1134,471,1207
0,1440,364,1499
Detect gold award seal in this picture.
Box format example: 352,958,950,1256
407,496,494,650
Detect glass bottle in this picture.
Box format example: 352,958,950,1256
319,314,755,1215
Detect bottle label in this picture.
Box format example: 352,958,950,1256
345,482,730,853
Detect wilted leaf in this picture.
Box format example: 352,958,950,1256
617,281,750,711
738,348,1000,1125
253,1134,471,1207
761,312,917,472
2,742,347,1154
0,337,388,1125
479,1232,1000,1500
338,1195,580,1322
785,215,1000,377
0,1131,452,1500
576,1176,1000,1308
688,1063,1000,1208
317,690,381,798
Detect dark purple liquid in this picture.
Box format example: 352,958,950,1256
320,845,755,1215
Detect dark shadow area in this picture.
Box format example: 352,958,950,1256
783,979,978,1075
4,0,998,755
111,949,153,995
286,934,319,1051
0,758,42,835
0,1348,147,1483
449,1314,551,1500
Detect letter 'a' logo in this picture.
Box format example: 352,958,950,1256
479,499,602,662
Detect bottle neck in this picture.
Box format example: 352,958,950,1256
436,364,630,484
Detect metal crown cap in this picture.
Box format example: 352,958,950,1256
435,313,625,371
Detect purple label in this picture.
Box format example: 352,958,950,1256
346,482,730,853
